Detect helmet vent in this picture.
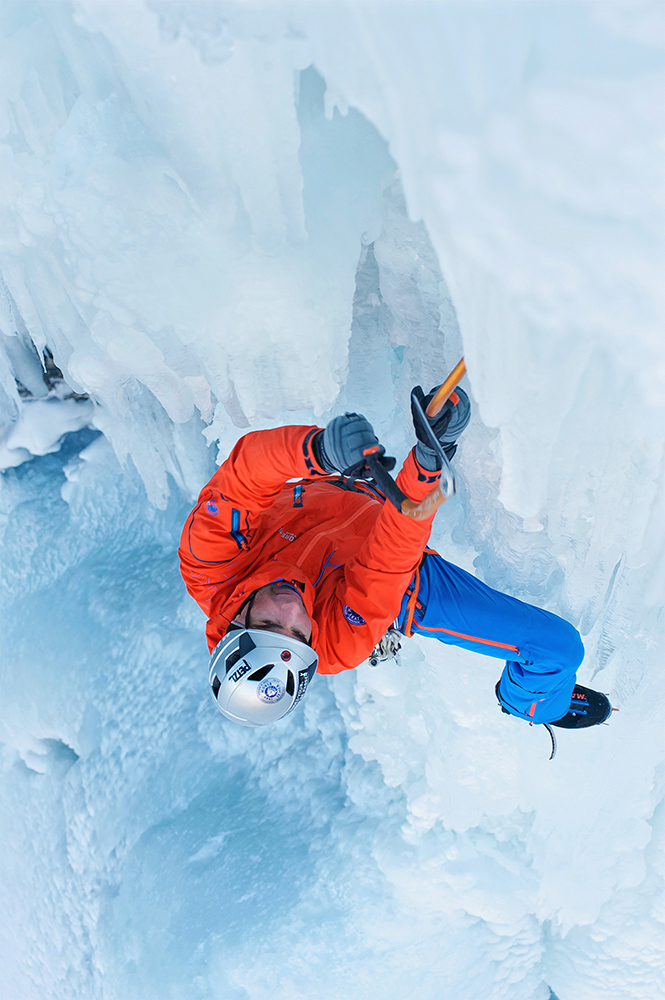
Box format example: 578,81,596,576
212,675,221,699
225,648,244,673
248,665,274,682
225,632,258,673
286,671,295,696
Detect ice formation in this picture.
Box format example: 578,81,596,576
1,2,664,999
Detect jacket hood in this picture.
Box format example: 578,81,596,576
205,560,320,653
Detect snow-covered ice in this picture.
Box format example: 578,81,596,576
1,2,664,998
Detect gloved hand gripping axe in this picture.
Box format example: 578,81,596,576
363,358,467,521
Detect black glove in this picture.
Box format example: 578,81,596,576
313,413,395,476
411,385,471,470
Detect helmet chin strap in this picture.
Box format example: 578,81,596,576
242,581,302,626
230,582,311,642
244,590,261,630
229,589,259,632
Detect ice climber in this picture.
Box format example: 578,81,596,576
179,383,612,733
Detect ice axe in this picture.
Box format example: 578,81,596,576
363,357,467,521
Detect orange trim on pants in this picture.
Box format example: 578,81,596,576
406,550,520,654
410,620,520,653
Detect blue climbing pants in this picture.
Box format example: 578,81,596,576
397,550,584,724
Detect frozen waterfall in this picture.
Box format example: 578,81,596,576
1,3,664,999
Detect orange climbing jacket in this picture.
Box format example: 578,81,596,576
178,425,440,674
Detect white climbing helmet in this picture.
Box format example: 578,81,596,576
209,628,319,727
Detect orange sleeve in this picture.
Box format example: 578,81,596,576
317,449,441,673
178,426,326,614
203,425,328,515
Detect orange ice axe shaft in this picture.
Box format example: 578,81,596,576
425,358,467,418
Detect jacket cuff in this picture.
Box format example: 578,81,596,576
396,448,442,501
301,427,330,477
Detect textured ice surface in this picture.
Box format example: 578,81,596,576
1,2,664,999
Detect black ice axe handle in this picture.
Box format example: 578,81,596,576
409,388,456,500
363,434,455,520
365,454,409,510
